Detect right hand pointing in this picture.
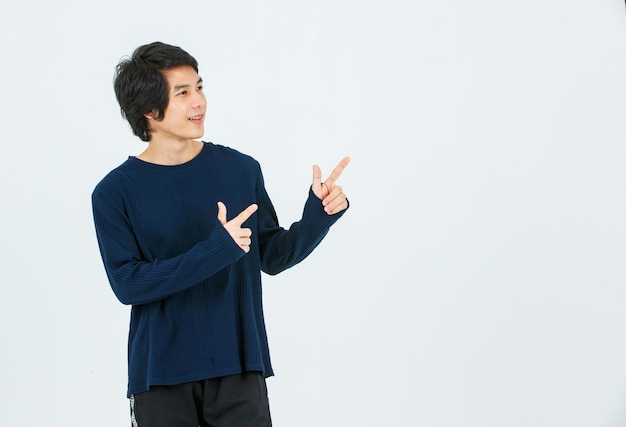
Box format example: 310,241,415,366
217,202,258,253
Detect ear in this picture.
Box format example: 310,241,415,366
144,110,157,120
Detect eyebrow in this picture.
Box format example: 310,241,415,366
173,77,203,92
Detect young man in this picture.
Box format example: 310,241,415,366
91,41,350,426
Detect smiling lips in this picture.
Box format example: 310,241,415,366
188,114,203,123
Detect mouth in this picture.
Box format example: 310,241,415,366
188,114,204,122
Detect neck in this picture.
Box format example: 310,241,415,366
137,138,203,166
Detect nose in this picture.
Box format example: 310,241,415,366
192,89,206,108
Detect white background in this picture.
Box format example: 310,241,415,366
1,1,626,426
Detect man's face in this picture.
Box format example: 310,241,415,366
148,65,206,142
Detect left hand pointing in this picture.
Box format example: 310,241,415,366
312,156,350,215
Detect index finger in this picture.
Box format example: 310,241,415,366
324,156,350,186
231,203,258,225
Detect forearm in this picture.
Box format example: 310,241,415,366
259,188,347,275
97,221,244,305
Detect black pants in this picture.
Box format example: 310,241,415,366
130,372,272,427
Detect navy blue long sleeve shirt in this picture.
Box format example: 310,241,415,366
91,142,347,396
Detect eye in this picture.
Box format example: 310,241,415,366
197,85,203,91
178,90,188,96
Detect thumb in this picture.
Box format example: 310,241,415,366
217,201,227,225
312,164,322,198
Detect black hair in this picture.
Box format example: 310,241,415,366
113,42,199,141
